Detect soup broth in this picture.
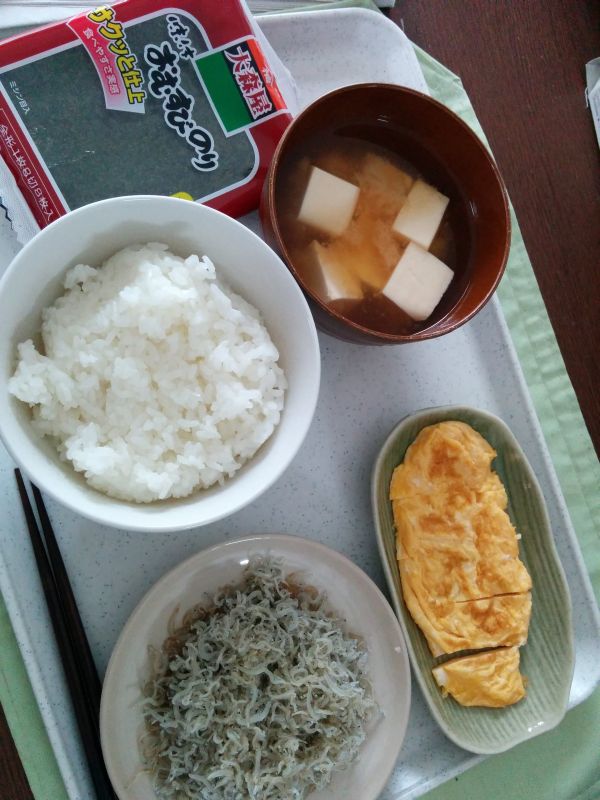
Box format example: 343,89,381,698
275,125,472,336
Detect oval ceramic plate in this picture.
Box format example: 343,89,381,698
100,534,411,800
371,406,574,755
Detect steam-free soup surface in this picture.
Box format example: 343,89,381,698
276,130,467,335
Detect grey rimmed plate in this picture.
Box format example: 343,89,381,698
371,406,574,755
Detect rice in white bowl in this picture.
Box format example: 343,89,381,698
9,243,287,503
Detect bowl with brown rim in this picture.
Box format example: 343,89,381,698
260,83,510,344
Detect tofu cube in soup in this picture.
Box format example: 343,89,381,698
309,240,363,302
298,166,360,237
383,242,454,321
392,179,449,249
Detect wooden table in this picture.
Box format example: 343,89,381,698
391,0,600,455
1,2,599,798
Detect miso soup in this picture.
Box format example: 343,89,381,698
275,125,471,336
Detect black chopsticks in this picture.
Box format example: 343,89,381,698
14,469,118,800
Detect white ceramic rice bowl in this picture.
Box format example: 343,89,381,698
0,196,320,532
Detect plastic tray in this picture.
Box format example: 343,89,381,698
1,9,599,800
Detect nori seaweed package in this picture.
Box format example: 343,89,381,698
0,0,295,228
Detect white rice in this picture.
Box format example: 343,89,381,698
9,243,286,503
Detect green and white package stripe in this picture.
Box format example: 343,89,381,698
0,4,598,800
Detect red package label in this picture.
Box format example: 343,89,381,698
0,0,293,228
